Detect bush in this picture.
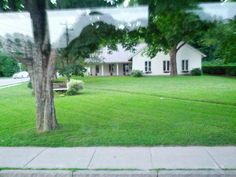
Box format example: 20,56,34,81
66,79,84,96
202,66,236,76
0,53,19,77
27,81,32,89
190,68,202,76
131,70,143,77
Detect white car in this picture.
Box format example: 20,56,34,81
12,71,29,79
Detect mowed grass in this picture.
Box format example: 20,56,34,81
0,76,236,146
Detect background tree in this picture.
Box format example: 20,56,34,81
202,17,236,64
131,0,206,75
0,53,19,77
0,33,35,80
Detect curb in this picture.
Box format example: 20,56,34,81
0,170,236,177
158,170,236,177
0,170,72,177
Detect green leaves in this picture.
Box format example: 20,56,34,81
0,52,19,77
130,0,204,58
203,17,236,63
0,0,24,11
146,11,203,57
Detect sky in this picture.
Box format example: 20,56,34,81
0,2,235,48
198,2,236,20
0,6,148,48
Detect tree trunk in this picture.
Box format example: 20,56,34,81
33,49,58,132
26,0,58,132
169,46,178,76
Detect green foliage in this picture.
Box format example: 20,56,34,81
190,68,202,76
203,59,236,66
57,60,86,81
66,79,84,95
66,87,78,96
27,81,32,89
202,17,236,64
147,13,204,57
131,70,143,77
64,22,126,59
58,21,130,80
0,0,24,11
0,53,19,77
203,66,236,76
129,0,204,58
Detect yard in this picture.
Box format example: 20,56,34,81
0,75,236,146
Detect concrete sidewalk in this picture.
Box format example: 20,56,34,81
0,146,236,170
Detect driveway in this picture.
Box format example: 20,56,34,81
0,78,29,87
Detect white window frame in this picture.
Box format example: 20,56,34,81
145,61,151,73
163,60,170,73
182,59,189,72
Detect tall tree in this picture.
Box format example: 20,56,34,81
203,17,236,63
131,0,205,75
1,0,58,132
24,0,58,132
1,0,126,132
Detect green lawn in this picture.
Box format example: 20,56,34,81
0,75,236,146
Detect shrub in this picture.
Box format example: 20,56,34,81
202,66,236,76
131,70,143,77
190,68,202,76
66,79,84,96
0,53,19,77
27,81,33,89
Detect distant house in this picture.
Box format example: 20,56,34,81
86,43,206,76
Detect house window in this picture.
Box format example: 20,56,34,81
163,60,170,73
145,61,151,73
182,60,189,72
95,65,99,75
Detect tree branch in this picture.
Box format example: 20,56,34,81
47,49,57,79
14,56,33,66
176,42,186,52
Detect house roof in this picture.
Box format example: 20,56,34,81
86,43,147,64
87,42,205,64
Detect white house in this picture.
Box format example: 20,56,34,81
86,43,206,76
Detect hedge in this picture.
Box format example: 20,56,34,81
202,66,236,76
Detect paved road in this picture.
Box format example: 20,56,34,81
0,78,29,87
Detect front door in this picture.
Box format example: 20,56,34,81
123,64,129,75
109,64,115,76
95,65,99,76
